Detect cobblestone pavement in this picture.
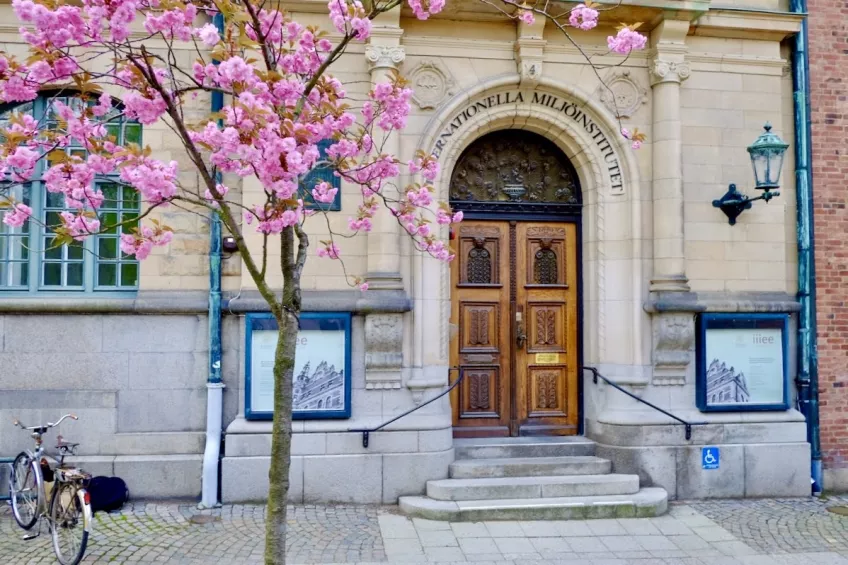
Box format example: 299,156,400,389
4,498,848,564
691,496,848,554
0,502,385,564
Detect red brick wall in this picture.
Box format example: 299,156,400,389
809,0,848,473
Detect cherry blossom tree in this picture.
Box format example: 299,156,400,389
0,0,645,562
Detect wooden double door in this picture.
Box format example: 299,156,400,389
449,220,580,437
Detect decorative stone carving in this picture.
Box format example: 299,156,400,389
364,313,403,389
365,44,405,70
649,58,691,85
515,36,546,86
651,313,695,385
408,60,455,109
449,130,580,211
596,70,648,118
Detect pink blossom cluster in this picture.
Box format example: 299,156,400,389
408,155,440,182
317,242,341,258
59,211,101,240
328,0,371,39
518,10,535,25
436,209,463,225
2,202,33,228
118,157,179,203
82,0,141,42
311,182,338,204
368,82,413,131
607,27,647,55
120,224,173,260
620,127,643,150
0,55,39,102
144,4,197,41
407,0,446,21
43,161,105,209
569,4,598,30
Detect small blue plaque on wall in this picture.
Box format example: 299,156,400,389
245,312,352,420
702,447,720,470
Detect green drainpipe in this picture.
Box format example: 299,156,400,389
200,12,225,509
790,0,822,495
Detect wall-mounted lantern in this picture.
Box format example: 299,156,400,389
712,123,790,225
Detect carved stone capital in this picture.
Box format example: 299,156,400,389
365,44,406,70
651,312,695,385
649,58,691,86
364,313,404,389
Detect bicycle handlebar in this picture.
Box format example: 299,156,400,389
12,413,78,431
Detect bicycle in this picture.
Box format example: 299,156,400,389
8,414,93,565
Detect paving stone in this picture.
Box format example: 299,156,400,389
450,523,489,538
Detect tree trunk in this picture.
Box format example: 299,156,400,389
264,315,297,564
265,226,300,565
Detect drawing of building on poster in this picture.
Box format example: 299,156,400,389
705,359,751,405
293,359,345,412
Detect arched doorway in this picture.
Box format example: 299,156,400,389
449,130,582,437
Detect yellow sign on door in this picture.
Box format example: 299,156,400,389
535,353,560,364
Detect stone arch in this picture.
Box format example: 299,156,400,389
408,74,648,392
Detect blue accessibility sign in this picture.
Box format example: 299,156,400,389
702,447,720,470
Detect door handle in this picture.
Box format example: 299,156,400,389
516,312,526,349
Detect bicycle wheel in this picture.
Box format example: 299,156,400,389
9,452,41,530
49,482,89,565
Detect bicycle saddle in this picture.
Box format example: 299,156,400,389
55,435,79,449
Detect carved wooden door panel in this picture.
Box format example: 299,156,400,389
514,222,579,435
449,221,512,437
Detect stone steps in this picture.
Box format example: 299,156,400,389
426,473,640,501
399,437,669,522
450,456,612,478
454,437,596,459
399,487,669,521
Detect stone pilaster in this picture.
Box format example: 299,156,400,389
515,13,546,86
364,14,405,291
649,19,691,293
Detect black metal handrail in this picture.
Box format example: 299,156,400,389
349,367,464,448
583,366,706,440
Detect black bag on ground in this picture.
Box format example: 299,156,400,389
86,476,129,513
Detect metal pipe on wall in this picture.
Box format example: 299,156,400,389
789,0,822,495
200,12,226,509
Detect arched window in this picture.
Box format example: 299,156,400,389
0,93,142,293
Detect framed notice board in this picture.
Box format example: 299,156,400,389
696,313,790,412
245,312,352,420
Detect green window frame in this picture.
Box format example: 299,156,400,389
0,94,142,295
298,139,342,212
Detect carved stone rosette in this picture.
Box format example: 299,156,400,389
365,45,406,70
408,60,455,109
596,70,648,119
651,313,695,386
364,313,404,389
649,58,691,86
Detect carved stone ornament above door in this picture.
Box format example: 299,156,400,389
408,59,456,110
449,130,581,217
595,70,648,119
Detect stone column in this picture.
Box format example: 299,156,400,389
649,19,691,293
364,18,405,291
363,13,406,390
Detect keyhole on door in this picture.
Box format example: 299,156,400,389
516,311,527,349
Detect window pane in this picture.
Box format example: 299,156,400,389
67,242,84,260
123,188,140,210
101,212,119,234
98,263,116,286
101,184,120,208
105,124,121,142
98,237,117,259
44,243,62,259
67,262,83,286
125,123,142,146
120,263,138,287
43,262,61,285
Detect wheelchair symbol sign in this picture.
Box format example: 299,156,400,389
702,447,720,470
